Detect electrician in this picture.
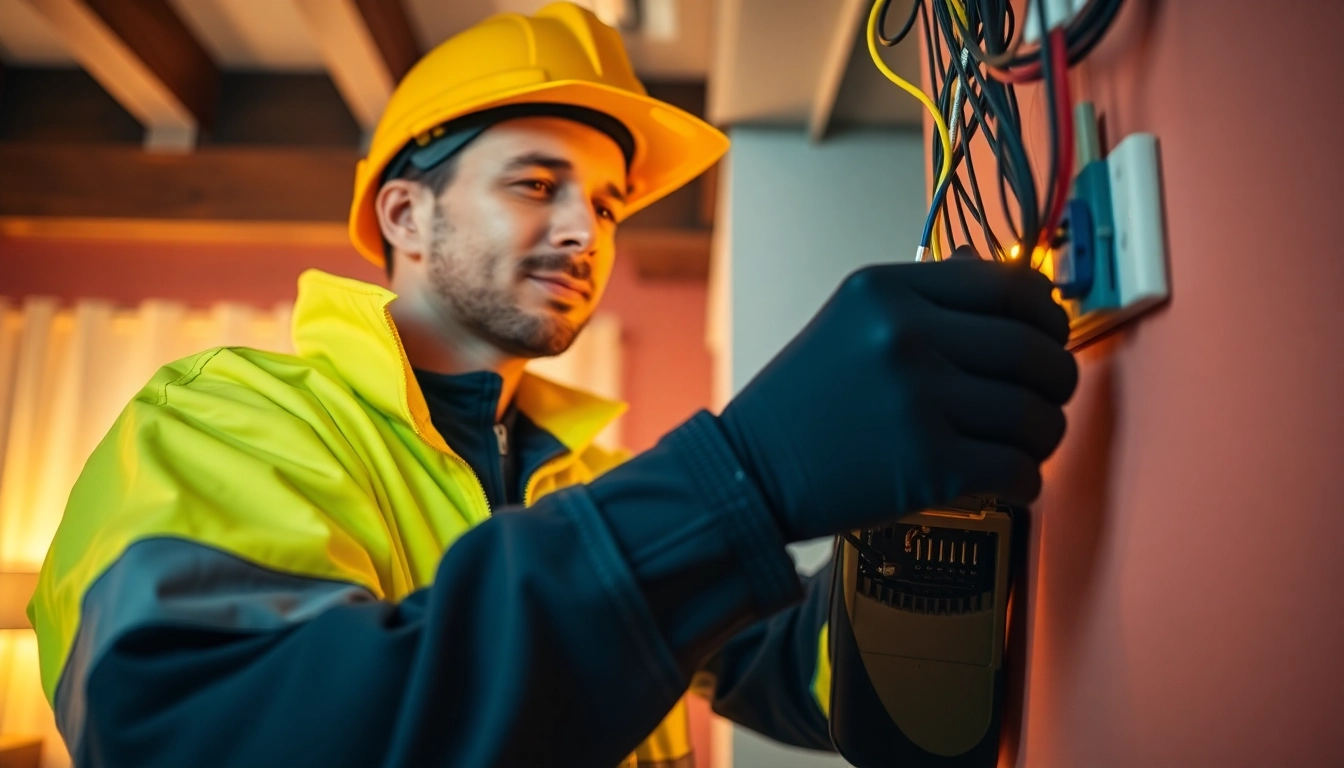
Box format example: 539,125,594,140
28,4,1077,766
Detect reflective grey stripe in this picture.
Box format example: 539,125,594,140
54,537,378,757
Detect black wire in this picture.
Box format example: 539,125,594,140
945,0,1017,69
996,151,1021,243
946,57,1004,256
1037,0,1061,250
941,178,957,250
1001,0,1124,74
930,56,958,199
952,60,1005,172
908,0,1091,260
938,50,998,257
930,2,990,246
999,78,1028,244
876,0,924,47
1066,0,1124,63
952,170,975,247
952,176,1001,258
958,111,1005,257
933,0,1036,250
946,96,1004,258
931,6,949,122
921,0,953,237
919,0,941,171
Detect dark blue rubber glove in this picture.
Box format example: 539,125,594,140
718,260,1078,542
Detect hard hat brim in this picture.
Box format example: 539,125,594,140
349,79,729,268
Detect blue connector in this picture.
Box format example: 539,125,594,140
1054,198,1093,299
1053,158,1117,311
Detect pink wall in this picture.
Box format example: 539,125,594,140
0,237,711,452
938,1,1344,764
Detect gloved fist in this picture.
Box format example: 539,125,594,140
717,260,1078,543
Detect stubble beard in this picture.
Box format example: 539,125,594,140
426,205,584,358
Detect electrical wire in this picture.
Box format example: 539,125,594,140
941,176,957,251
945,49,1014,254
933,0,1038,252
870,0,1121,270
952,171,975,246
875,0,923,47
927,4,953,259
918,0,952,260
989,0,1124,82
944,0,969,32
1036,28,1074,257
866,0,953,260
919,173,955,249
957,114,1006,258
949,0,1023,68
1035,0,1061,258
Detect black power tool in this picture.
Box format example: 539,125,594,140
828,494,1022,767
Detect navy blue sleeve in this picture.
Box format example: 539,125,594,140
72,412,803,768
698,562,836,751
592,413,835,750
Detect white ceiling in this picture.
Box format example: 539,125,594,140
708,0,923,128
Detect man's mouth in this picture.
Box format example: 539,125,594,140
526,273,591,304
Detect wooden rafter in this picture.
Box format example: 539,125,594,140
20,0,219,150
0,141,710,279
293,0,421,132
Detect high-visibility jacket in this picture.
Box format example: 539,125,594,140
30,270,833,767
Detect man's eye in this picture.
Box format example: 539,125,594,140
520,180,554,195
596,204,617,223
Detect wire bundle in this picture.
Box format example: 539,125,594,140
866,0,1124,265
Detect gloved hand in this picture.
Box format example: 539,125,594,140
717,259,1078,543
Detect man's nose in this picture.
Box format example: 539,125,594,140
549,192,597,253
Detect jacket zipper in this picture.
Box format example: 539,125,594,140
381,307,494,519
523,454,576,508
381,306,578,515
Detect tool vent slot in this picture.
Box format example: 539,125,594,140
854,525,998,615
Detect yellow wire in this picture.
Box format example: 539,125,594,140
867,0,953,261
944,0,968,44
945,0,968,27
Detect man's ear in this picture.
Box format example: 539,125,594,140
375,179,430,266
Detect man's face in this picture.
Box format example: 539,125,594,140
396,116,627,358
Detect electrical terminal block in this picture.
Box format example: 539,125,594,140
1053,104,1169,348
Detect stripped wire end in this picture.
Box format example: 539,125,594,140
915,246,930,263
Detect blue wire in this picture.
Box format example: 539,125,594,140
919,174,955,250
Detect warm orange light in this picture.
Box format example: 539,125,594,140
1008,243,1021,259
1036,247,1055,280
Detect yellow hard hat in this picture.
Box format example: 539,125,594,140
349,1,729,267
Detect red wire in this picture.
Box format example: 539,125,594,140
988,60,1039,83
1037,28,1073,254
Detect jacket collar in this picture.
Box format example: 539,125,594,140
291,269,626,457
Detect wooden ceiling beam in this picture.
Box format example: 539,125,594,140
0,143,355,222
352,0,420,84
0,141,709,279
293,0,421,132
19,0,219,150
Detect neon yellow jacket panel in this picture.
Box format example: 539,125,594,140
30,269,701,767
